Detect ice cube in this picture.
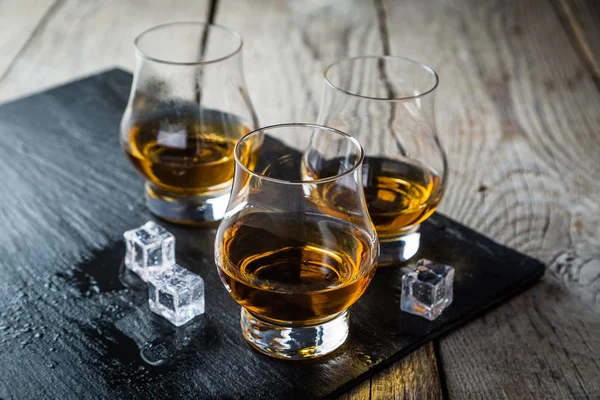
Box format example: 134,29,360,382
401,259,454,320
147,264,205,327
123,221,175,280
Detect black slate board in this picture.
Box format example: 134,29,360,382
0,69,544,400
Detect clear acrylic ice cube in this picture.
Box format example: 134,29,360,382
401,259,454,321
147,264,205,327
123,221,175,280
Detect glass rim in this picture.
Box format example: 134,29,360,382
134,21,243,66
324,55,439,101
234,123,365,186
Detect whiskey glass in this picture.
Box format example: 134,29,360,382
215,124,379,359
318,56,447,265
120,22,258,225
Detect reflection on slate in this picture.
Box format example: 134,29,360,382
114,307,207,367
0,69,545,400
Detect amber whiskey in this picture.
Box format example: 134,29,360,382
306,156,442,239
362,157,442,238
124,112,249,196
217,212,377,325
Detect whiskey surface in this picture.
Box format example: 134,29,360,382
362,157,442,238
124,113,249,195
217,212,376,325
306,156,442,239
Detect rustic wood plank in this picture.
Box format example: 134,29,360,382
371,343,443,400
338,344,444,400
0,0,210,103
380,0,600,398
337,380,371,400
215,0,384,125
215,1,446,398
553,0,600,85
0,0,56,83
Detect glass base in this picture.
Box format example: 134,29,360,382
145,183,230,225
378,225,421,266
240,308,349,360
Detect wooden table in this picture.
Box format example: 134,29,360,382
1,0,599,398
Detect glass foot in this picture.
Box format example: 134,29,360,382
240,308,349,360
378,226,421,266
145,183,230,225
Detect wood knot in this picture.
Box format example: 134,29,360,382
512,25,522,36
543,79,555,91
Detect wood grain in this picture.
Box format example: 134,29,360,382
337,380,370,400
554,0,600,85
215,0,383,125
379,0,600,398
370,343,443,400
337,345,443,400
0,0,55,84
0,0,210,103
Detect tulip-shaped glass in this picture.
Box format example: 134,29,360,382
318,56,447,264
120,22,258,225
215,124,379,359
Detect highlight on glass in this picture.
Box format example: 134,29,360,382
214,123,379,359
318,55,447,265
120,21,258,225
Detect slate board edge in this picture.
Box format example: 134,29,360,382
0,67,131,108
325,213,547,399
325,259,545,400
